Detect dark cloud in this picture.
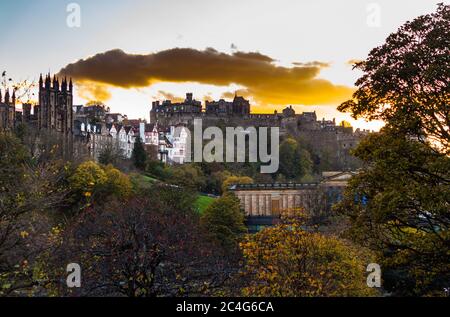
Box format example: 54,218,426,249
59,48,353,105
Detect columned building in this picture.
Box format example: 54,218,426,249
229,171,356,232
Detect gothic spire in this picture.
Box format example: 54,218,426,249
4,88,10,103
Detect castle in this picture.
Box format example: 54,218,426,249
150,93,371,170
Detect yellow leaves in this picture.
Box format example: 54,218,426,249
240,221,378,297
20,231,29,238
84,191,92,198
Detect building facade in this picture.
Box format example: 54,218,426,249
0,89,16,130
229,171,356,232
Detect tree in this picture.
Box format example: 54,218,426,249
240,212,377,297
102,164,132,198
221,175,253,193
98,143,123,166
338,4,450,154
278,137,313,180
335,132,450,296
131,137,147,170
68,160,108,202
201,193,247,250
336,4,450,296
0,133,67,296
168,164,206,191
51,191,240,297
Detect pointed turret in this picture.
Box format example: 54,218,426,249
61,76,67,91
39,73,43,87
45,73,51,88
69,78,73,93
4,89,10,104
12,89,16,104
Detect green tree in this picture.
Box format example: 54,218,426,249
132,137,147,170
279,137,313,180
201,193,247,250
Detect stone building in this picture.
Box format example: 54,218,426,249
150,92,202,123
229,171,356,232
36,74,73,134
0,89,16,130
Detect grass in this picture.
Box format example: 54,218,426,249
130,173,160,190
130,173,216,214
194,194,216,215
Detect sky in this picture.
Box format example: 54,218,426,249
0,0,447,130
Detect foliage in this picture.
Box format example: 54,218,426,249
336,4,450,296
98,143,123,166
201,193,247,250
68,160,107,200
51,195,239,297
240,213,377,297
131,137,148,170
335,131,450,296
168,164,206,191
221,175,253,193
68,161,132,206
146,159,169,179
278,137,313,180
338,4,450,154
0,132,67,296
102,164,132,198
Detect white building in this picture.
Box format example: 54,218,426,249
166,125,190,164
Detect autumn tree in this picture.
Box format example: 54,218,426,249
52,187,240,297
221,175,253,193
240,212,377,297
0,133,67,296
68,161,132,208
